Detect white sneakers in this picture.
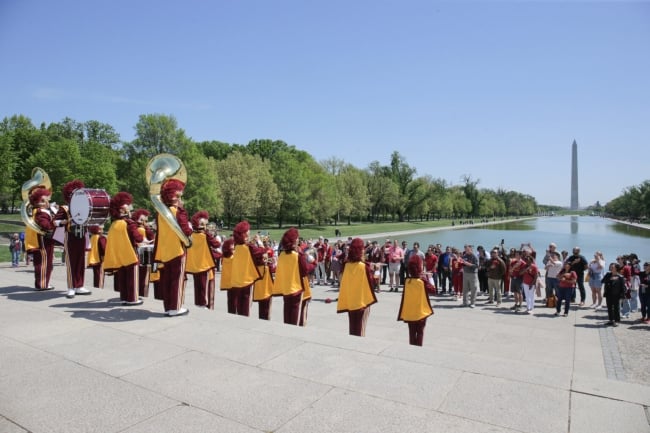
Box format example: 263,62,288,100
66,287,92,298
166,307,189,317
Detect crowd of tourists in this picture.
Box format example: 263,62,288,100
297,237,650,328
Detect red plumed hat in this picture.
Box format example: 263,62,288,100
221,237,235,258
109,192,132,218
233,220,250,244
131,209,150,222
28,186,51,206
280,227,299,251
62,180,85,204
191,210,209,228
160,179,185,205
408,254,423,278
347,238,365,262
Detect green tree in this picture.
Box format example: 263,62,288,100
216,151,260,226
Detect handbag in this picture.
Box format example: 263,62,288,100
546,296,557,308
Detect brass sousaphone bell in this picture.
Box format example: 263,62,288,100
146,153,192,247
20,167,52,235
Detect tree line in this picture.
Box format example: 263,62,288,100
601,180,650,221
0,113,539,228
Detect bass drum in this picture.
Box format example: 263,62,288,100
70,189,110,226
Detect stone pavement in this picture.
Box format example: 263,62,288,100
1,262,649,433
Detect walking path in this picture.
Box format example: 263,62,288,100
1,262,649,433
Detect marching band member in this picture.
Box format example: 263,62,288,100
186,211,220,309
54,180,91,299
153,179,193,317
274,227,317,326
132,209,155,297
219,237,235,298
229,221,264,316
103,192,143,306
397,255,435,346
87,225,107,290
25,186,55,291
337,238,378,336
253,237,276,320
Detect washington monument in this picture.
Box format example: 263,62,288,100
571,140,579,210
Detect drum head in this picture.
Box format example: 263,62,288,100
70,190,91,225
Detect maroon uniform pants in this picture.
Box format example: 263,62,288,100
31,239,54,290
227,286,251,316
407,320,426,346
114,263,139,302
64,231,86,289
138,265,150,297
193,271,215,309
90,264,104,289
348,308,369,336
256,297,272,320
160,255,186,312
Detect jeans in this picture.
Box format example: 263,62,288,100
556,287,572,314
576,273,586,302
522,283,535,311
546,277,559,298
639,287,650,319
11,250,20,266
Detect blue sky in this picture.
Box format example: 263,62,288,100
1,0,648,207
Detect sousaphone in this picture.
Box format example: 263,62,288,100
146,154,192,247
20,167,52,235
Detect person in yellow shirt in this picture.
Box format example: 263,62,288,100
337,238,377,336
132,209,155,297
86,225,107,290
274,228,317,326
153,179,193,317
252,237,275,320
186,211,220,309
219,237,235,300
229,221,265,316
103,192,144,306
397,255,435,346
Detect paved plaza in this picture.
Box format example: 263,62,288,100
1,262,649,433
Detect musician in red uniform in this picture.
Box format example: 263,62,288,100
54,180,91,298
87,225,107,289
229,221,265,316
337,238,378,336
274,227,317,326
252,237,275,320
132,209,155,297
103,192,144,305
397,255,435,346
186,211,220,309
153,179,193,317
24,187,56,291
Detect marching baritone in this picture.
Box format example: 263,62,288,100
87,225,107,289
274,227,317,326
132,209,155,297
186,211,221,309
229,221,265,316
25,186,56,291
397,255,435,346
153,179,193,317
103,192,144,306
337,238,378,336
55,180,91,298
252,237,276,320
